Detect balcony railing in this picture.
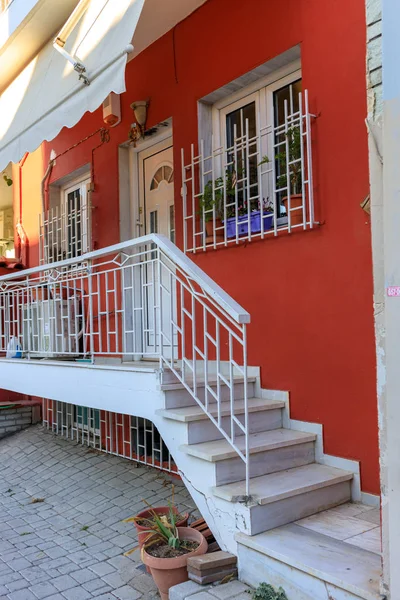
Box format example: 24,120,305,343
182,90,316,253
39,201,91,265
0,234,252,493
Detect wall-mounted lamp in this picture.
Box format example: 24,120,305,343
129,100,149,146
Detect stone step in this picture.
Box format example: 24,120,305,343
156,398,284,443
162,377,257,409
236,523,382,600
213,464,353,534
180,429,316,484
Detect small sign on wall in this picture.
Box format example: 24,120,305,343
387,286,400,297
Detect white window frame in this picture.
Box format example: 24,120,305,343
212,69,302,157
210,69,302,226
60,174,91,258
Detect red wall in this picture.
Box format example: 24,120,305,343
37,0,378,493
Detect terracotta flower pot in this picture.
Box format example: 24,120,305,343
205,218,224,243
143,526,208,600
134,507,189,551
282,194,305,226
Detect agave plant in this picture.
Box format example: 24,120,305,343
123,497,182,556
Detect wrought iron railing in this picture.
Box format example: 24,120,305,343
181,90,316,253
43,399,177,474
0,234,251,493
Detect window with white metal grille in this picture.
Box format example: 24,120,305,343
182,70,316,252
40,175,91,265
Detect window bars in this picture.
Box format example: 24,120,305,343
181,90,316,253
39,199,91,265
42,399,177,474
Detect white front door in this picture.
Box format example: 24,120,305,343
138,140,176,356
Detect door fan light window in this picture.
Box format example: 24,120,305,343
150,165,174,190
181,74,316,253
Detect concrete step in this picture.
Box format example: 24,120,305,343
213,464,353,534
162,377,257,409
180,429,316,484
236,523,382,600
156,398,284,443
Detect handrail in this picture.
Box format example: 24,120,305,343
0,234,251,495
0,233,250,325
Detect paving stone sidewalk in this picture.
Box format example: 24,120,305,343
0,424,200,599
170,580,252,600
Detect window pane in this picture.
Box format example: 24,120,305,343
273,79,302,126
149,210,158,234
169,205,175,243
225,101,258,220
273,79,302,216
67,189,82,258
226,101,256,148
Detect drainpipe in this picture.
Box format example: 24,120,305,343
16,153,29,266
41,160,54,214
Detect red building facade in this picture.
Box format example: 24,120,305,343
17,0,378,494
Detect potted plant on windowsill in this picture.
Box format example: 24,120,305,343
225,199,274,238
276,126,305,226
200,167,274,241
138,504,207,600
199,176,225,242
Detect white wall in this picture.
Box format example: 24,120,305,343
368,0,400,597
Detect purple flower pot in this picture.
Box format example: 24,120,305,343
225,211,273,239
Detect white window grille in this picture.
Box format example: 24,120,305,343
39,178,91,264
42,399,177,474
182,88,316,253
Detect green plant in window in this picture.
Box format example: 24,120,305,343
200,165,271,220
276,126,302,194
251,582,288,600
199,170,237,221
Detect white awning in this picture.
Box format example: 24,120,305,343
0,0,145,171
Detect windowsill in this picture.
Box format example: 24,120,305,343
189,219,319,254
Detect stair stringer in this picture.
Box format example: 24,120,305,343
149,409,253,555
266,388,379,506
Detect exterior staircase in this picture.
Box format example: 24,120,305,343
156,372,382,600
0,234,382,600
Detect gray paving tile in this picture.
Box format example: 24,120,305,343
29,581,59,599
112,585,142,599
48,575,76,593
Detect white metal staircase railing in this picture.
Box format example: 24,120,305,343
0,234,252,494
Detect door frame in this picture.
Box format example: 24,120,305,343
122,127,174,361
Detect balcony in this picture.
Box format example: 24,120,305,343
0,233,251,486
181,90,316,253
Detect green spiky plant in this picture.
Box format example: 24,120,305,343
124,501,181,557
252,583,288,600
123,487,190,557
